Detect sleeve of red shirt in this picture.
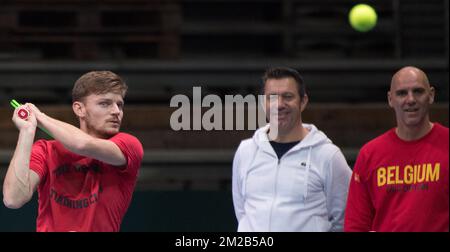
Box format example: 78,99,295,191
29,140,49,180
109,132,144,177
344,147,375,232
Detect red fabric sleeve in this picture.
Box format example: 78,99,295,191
29,140,49,180
344,148,375,232
108,133,144,177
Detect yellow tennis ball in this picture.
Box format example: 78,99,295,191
349,4,377,32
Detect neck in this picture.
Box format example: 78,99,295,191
269,124,309,143
396,120,433,141
80,122,104,139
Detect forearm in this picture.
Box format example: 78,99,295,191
37,112,93,155
344,154,374,232
327,150,352,232
232,150,245,221
3,128,36,208
35,112,125,165
232,183,245,221
344,180,374,232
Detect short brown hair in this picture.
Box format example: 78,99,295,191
262,67,306,98
72,71,128,102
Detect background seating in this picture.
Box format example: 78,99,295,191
0,0,448,231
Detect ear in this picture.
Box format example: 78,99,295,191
429,86,435,104
72,101,85,118
387,91,393,108
300,94,308,112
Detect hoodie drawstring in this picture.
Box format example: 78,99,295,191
242,144,260,198
303,146,312,201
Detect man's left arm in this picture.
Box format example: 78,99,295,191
324,149,352,232
28,104,126,166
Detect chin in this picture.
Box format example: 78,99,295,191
108,128,120,134
276,123,292,134
404,119,424,127
101,128,120,138
279,119,294,128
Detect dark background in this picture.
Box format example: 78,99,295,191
0,0,448,231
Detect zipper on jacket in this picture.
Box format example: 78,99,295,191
268,158,281,231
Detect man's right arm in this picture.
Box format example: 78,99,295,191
232,143,245,221
3,107,40,209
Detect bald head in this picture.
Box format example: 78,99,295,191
387,66,435,139
391,66,430,91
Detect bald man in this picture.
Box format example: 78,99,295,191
344,66,449,232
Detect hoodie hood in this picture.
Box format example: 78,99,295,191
252,123,332,154
232,123,351,231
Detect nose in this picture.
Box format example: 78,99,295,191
267,95,285,111
277,96,288,110
111,103,121,115
405,91,416,104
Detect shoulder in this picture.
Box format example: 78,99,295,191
32,139,58,151
109,132,144,159
235,138,256,155
110,132,142,147
239,138,254,149
233,138,256,165
359,129,394,154
434,123,449,135
33,139,53,146
429,123,449,148
320,142,340,154
110,132,141,142
317,144,349,171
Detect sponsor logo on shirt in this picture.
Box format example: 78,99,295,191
354,172,360,182
50,162,103,209
53,163,101,177
376,163,440,192
49,188,100,209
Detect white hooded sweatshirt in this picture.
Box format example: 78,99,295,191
232,123,351,232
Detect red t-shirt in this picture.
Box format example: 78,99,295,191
344,123,449,232
30,132,144,232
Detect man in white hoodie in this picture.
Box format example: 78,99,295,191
232,67,352,232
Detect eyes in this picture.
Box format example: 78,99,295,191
266,93,296,101
98,100,124,110
395,88,426,97
281,93,295,100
